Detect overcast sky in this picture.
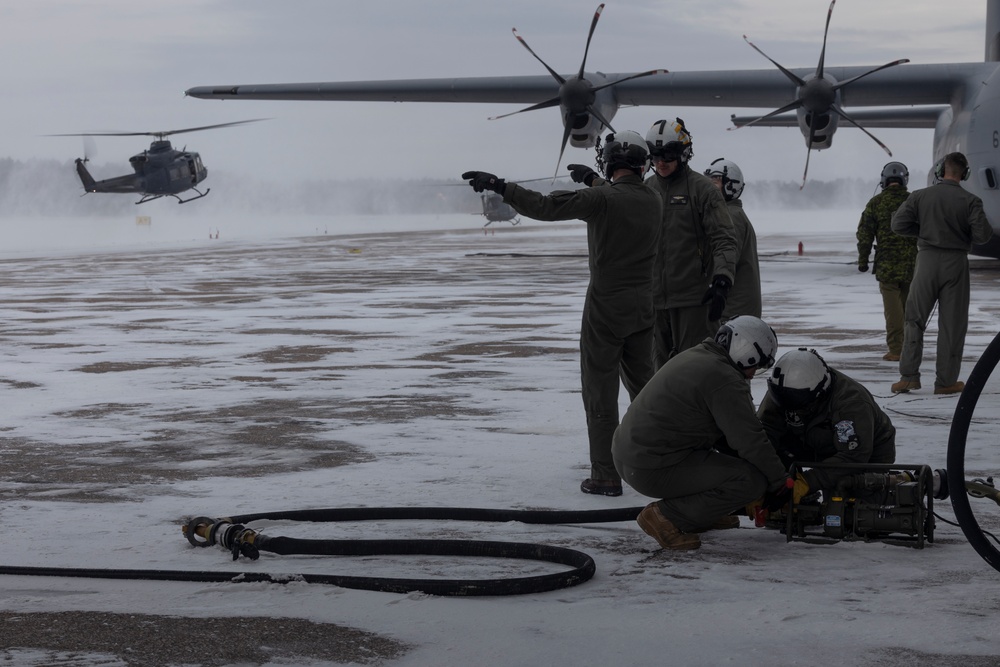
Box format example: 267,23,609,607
0,1,989,186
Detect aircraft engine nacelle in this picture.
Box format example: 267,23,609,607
562,83,619,149
795,75,842,150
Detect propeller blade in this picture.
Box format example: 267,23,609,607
577,4,605,80
512,28,565,85
831,104,892,155
816,0,836,78
488,97,561,121
743,35,805,87
831,59,910,92
585,104,616,133
729,99,803,130
800,144,813,190
588,69,669,95
800,111,823,189
553,117,575,181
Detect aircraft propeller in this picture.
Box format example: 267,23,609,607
488,4,667,178
731,0,909,188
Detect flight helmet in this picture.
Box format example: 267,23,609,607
646,118,693,163
597,130,650,179
880,161,909,189
767,348,833,411
714,315,777,371
705,158,745,200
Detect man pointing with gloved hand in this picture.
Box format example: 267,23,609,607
463,130,663,499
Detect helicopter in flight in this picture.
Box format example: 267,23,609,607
479,192,520,227
53,119,265,205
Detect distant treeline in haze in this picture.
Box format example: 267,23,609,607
0,157,884,217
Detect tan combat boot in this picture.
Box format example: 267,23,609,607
636,502,701,550
934,381,965,395
891,378,921,393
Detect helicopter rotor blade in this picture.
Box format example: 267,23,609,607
46,118,269,140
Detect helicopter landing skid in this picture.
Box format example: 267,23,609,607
134,187,210,205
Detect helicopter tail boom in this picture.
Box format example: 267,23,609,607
74,158,97,193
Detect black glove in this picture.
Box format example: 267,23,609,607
761,477,795,512
701,274,732,322
462,171,506,194
568,164,598,187
858,260,869,272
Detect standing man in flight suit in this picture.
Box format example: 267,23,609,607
463,130,662,497
857,161,917,362
645,119,738,368
704,158,761,321
890,152,994,395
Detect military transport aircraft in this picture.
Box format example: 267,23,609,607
185,1,1000,256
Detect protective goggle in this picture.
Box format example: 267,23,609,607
649,140,687,162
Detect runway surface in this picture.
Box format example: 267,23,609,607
1,213,999,666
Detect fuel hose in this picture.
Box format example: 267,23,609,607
0,506,644,597
947,327,1000,573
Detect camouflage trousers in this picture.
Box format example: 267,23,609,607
879,280,910,355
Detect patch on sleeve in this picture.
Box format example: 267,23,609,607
835,419,859,450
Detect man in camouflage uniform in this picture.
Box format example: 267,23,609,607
645,119,738,368
705,158,761,321
463,130,662,497
857,162,917,362
890,152,994,395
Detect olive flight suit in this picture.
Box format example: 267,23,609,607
857,185,916,356
720,198,761,321
646,164,737,368
612,340,787,532
757,368,896,492
891,181,993,388
503,174,663,483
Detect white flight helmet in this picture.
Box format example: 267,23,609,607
714,315,777,371
598,130,650,179
705,158,745,201
767,348,833,411
646,118,693,163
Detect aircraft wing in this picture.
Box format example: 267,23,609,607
185,63,985,110
731,106,950,129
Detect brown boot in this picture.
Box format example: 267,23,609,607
891,378,921,393
636,503,701,550
691,515,741,533
934,381,965,395
882,352,901,362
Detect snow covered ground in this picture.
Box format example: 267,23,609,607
0,209,999,666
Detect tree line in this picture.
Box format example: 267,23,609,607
0,157,879,217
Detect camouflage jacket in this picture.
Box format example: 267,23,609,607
856,186,917,285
